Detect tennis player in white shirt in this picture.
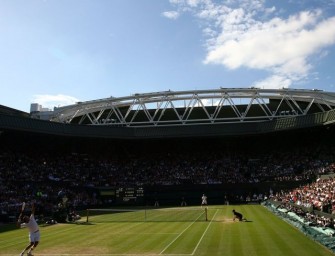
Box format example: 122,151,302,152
17,202,40,256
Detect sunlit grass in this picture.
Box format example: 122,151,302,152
0,205,333,256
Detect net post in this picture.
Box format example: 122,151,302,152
86,209,89,222
205,207,208,221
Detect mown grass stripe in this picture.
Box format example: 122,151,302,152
251,205,299,256
191,209,218,255
1,205,334,256
159,218,199,254
261,205,335,256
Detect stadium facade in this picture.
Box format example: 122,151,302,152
1,88,335,139
1,88,335,207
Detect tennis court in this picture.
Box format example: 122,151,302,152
0,205,334,256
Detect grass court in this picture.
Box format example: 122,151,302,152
0,204,334,256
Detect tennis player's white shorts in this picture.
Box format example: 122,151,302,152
29,230,40,242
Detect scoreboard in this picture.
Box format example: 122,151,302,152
116,187,144,204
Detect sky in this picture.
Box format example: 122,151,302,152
1,0,335,112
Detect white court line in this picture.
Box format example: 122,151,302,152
0,221,146,250
1,220,134,248
191,209,218,255
159,212,204,255
116,233,180,235
0,254,192,256
1,214,213,256
0,224,82,249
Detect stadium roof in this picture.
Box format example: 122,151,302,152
33,88,335,127
1,88,335,139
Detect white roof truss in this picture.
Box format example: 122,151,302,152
43,88,335,127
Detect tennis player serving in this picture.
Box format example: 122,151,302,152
17,202,40,256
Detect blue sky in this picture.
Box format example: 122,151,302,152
1,0,335,112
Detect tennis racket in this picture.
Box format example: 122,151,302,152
21,202,26,213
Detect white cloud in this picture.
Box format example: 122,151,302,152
204,10,335,69
165,0,335,89
32,94,79,109
162,11,180,20
206,12,335,69
186,0,199,7
202,27,217,37
264,6,276,15
169,0,185,4
252,75,293,89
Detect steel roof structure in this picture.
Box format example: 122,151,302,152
40,88,335,127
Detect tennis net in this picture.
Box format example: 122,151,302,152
86,207,208,222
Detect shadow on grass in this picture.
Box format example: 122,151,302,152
64,221,96,225
0,223,18,232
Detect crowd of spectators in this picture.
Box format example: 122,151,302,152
272,176,335,213
275,201,335,232
271,176,335,231
1,135,335,223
